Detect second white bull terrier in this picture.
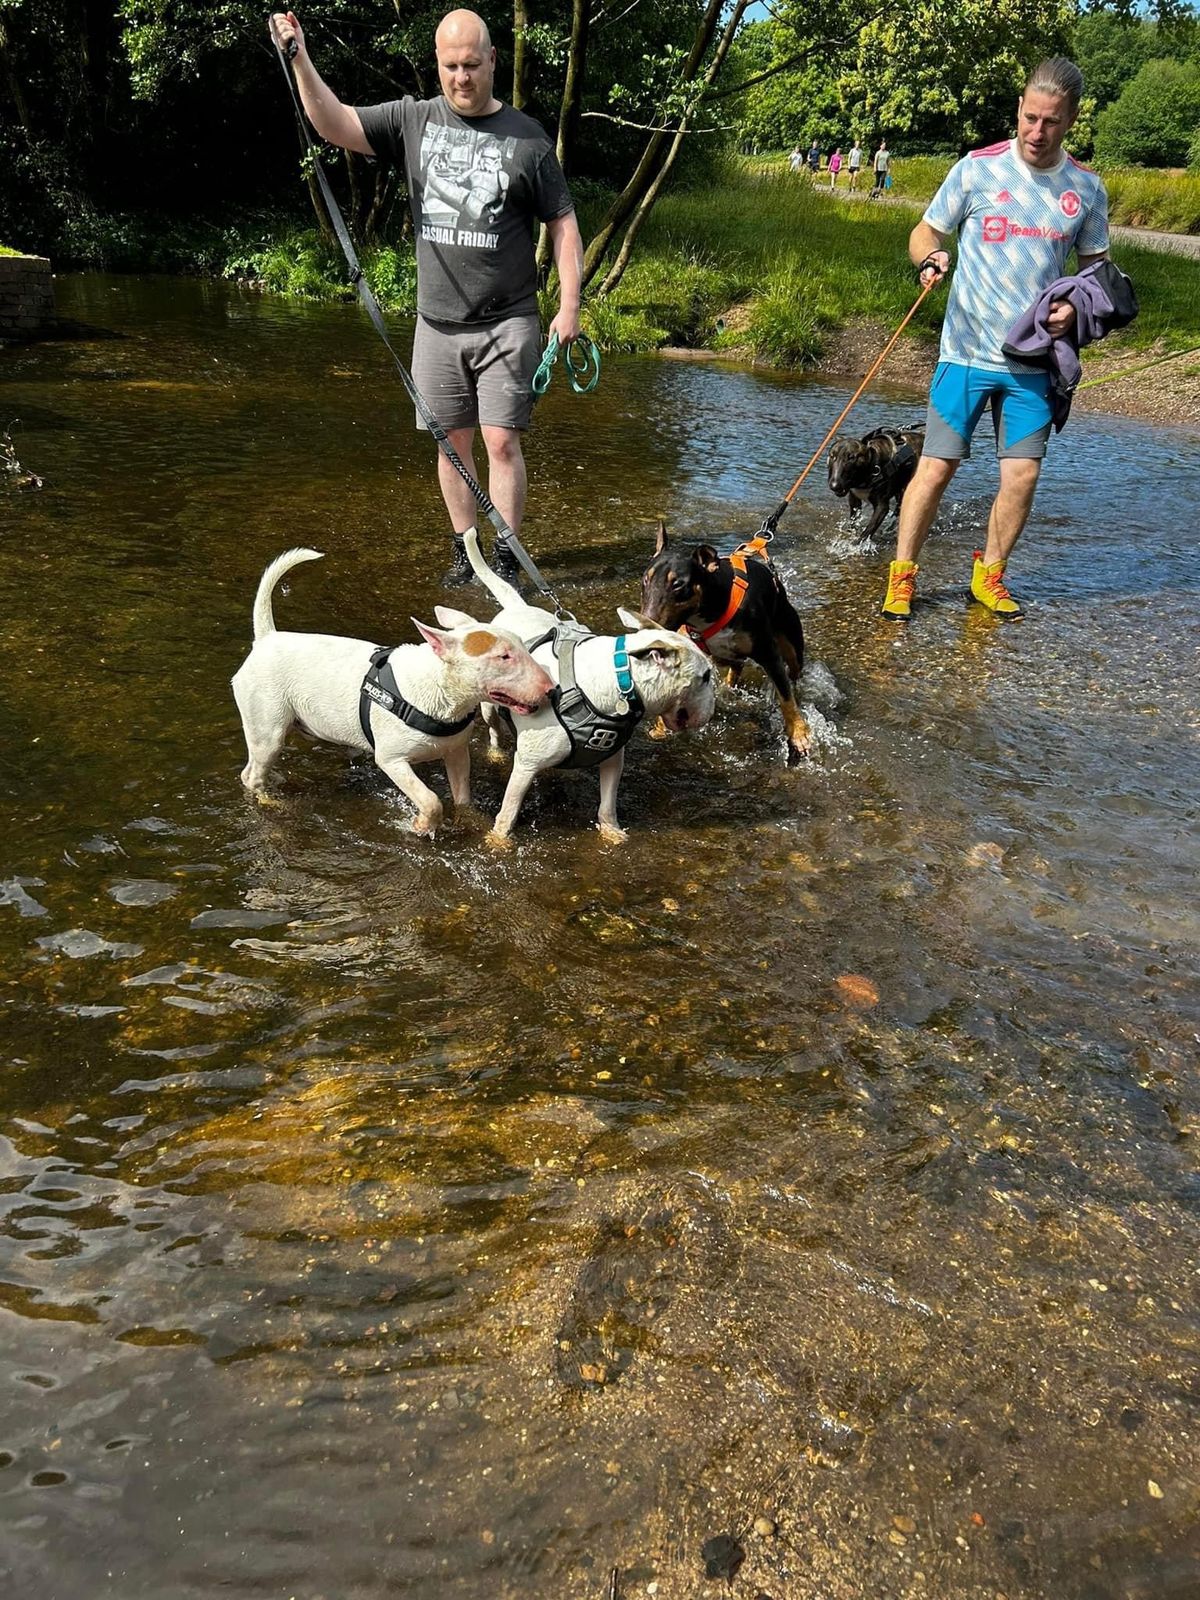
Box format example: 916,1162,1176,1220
460,530,715,845
231,548,553,835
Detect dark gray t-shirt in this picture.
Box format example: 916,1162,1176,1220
356,96,574,325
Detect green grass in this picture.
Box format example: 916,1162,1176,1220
592,165,942,362
0,244,24,256
591,159,1200,363
1104,167,1200,233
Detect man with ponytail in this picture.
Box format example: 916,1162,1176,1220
881,59,1109,622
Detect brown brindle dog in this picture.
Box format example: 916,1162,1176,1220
639,522,810,764
826,423,924,542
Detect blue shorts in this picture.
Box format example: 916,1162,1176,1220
924,361,1054,461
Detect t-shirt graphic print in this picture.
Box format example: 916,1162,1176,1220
356,95,574,326
419,123,515,244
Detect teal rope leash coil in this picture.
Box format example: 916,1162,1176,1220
532,332,602,396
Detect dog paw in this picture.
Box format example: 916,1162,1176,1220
410,813,441,837
597,823,629,846
485,829,514,853
253,790,287,810
646,717,669,741
786,739,812,766
486,744,510,765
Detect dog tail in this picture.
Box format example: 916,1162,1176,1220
461,528,524,610
252,548,323,641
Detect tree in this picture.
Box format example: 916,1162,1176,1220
1073,11,1167,110
1093,56,1200,165
840,0,1077,149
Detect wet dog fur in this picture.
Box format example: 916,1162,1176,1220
461,530,715,845
639,522,810,764
826,424,924,542
231,548,552,836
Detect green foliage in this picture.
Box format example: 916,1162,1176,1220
1191,126,1200,169
1072,11,1166,110
744,273,828,365
844,0,1076,145
725,0,1078,157
1104,165,1200,229
221,228,419,313
730,21,851,152
591,161,938,364
1094,57,1200,167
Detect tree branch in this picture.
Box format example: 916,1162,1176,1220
704,9,889,102
581,110,736,133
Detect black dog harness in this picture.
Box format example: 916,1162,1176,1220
863,426,921,489
527,621,645,768
357,646,474,749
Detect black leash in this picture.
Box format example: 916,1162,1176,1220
267,22,568,611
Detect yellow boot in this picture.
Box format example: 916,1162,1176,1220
970,551,1024,618
881,559,918,621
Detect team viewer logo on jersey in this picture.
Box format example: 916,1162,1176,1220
1060,190,1081,218
982,215,1007,243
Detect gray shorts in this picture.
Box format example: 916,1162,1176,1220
411,313,542,432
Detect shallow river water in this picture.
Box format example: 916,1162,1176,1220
2,275,1199,1600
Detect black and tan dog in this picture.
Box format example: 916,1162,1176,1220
640,523,810,764
826,423,924,541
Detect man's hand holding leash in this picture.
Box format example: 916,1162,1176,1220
269,12,303,62
917,248,951,289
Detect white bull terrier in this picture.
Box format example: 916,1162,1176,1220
459,530,715,845
231,548,553,835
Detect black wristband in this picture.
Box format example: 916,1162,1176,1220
918,253,949,281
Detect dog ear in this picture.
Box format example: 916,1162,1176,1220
434,604,481,630
617,605,659,631
655,519,669,555
693,544,721,573
626,631,688,660
412,618,456,657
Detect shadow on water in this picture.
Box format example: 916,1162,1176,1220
1,274,1198,1599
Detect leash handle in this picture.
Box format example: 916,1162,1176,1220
563,334,601,393
532,332,560,396
768,278,938,533
532,331,601,396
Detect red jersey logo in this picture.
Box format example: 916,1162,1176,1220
1060,190,1081,218
982,215,1008,243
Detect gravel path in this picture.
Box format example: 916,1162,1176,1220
1111,223,1200,259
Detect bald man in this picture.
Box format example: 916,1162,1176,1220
269,9,583,586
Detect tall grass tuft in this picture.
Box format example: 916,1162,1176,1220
1104,167,1200,234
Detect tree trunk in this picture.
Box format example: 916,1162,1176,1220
364,165,399,247
306,169,337,250
556,0,590,172
580,0,728,290
535,0,590,277
0,17,34,134
598,0,749,298
345,148,363,243
512,0,531,110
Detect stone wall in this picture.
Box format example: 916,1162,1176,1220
0,254,55,338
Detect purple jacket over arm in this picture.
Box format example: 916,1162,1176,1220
1002,261,1137,430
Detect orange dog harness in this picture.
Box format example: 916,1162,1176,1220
683,537,772,652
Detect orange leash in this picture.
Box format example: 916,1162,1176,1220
757,279,937,537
